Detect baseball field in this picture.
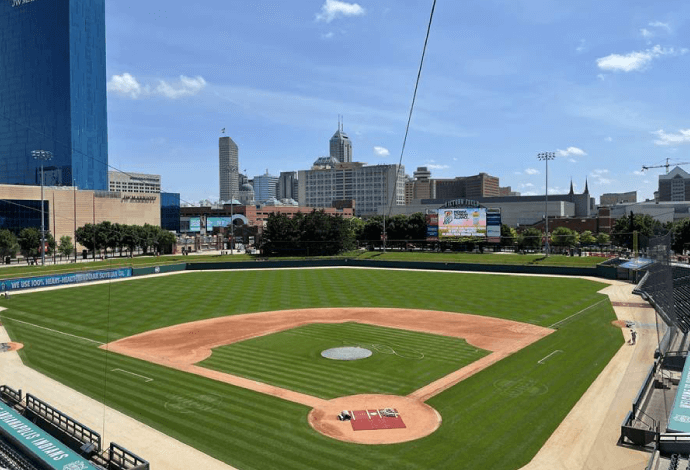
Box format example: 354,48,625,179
0,268,623,469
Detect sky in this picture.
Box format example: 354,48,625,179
104,0,690,205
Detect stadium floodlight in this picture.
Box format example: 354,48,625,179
32,150,53,266
537,152,556,257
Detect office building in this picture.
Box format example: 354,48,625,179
109,171,161,194
329,121,352,163
253,171,279,203
219,136,239,202
161,192,181,232
405,167,436,204
298,160,405,216
600,191,637,206
435,173,500,200
658,167,690,202
277,171,299,200
0,0,108,190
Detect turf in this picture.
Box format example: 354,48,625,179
0,268,623,470
199,322,489,399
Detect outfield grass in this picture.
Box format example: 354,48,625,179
0,269,622,470
199,322,489,399
355,251,606,266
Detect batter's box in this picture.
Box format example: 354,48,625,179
350,409,406,431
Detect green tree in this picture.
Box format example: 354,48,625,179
579,230,596,245
75,223,97,255
596,232,611,246
0,230,19,259
551,227,579,247
17,228,55,259
500,224,517,246
611,213,663,248
57,236,74,258
673,218,690,253
518,228,542,250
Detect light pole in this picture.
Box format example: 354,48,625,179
32,150,53,265
537,152,556,257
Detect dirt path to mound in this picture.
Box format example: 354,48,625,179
105,308,553,408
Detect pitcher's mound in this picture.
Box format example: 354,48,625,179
308,394,441,444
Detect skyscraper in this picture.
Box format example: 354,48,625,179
253,170,279,203
329,119,352,163
0,0,109,190
219,136,239,202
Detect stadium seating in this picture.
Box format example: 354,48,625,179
0,437,40,470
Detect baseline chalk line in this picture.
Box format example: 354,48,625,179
0,316,104,345
111,368,154,382
538,350,563,364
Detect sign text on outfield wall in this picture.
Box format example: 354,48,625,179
0,268,132,292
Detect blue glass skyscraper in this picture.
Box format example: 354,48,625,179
0,0,108,190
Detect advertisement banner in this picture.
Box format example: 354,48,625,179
438,208,487,238
0,268,133,292
189,217,201,233
486,208,502,242
207,217,232,231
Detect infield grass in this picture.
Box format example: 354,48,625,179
0,268,623,470
199,322,489,398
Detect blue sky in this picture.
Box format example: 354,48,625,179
105,0,690,205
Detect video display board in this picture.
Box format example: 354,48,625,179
189,217,201,233
438,208,487,238
207,217,232,231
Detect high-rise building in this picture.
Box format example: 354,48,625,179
600,191,637,206
298,160,405,216
329,120,352,163
277,171,298,200
405,166,436,204
253,170,279,203
658,167,690,202
219,136,239,202
435,173,500,200
0,0,109,190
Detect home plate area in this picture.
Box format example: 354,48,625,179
342,408,406,431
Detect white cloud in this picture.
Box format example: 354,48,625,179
653,128,690,146
426,164,449,170
521,183,535,188
605,136,613,142
596,45,687,72
640,28,654,39
107,73,207,99
590,169,612,185
633,170,645,176
597,74,606,81
568,158,577,163
373,146,390,157
155,76,207,99
321,31,334,39
556,146,587,157
525,168,540,175
576,39,586,53
315,0,365,23
649,21,671,33
107,73,142,98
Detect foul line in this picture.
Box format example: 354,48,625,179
111,368,153,382
538,350,563,364
549,299,608,329
0,316,104,345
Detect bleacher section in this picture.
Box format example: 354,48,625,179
0,385,148,470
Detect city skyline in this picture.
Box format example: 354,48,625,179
104,1,690,204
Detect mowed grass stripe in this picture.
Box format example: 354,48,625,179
0,269,621,470
200,322,489,399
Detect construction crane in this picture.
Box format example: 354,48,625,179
642,157,690,173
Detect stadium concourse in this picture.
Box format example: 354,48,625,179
0,268,658,470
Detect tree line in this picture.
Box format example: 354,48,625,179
0,222,176,261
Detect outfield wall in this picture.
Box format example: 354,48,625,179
185,259,617,279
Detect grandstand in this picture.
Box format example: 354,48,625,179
620,232,690,468
0,385,148,470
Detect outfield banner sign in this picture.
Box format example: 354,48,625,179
438,208,487,238
668,354,690,433
0,268,132,292
0,401,100,470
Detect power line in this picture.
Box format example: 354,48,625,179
385,0,437,221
